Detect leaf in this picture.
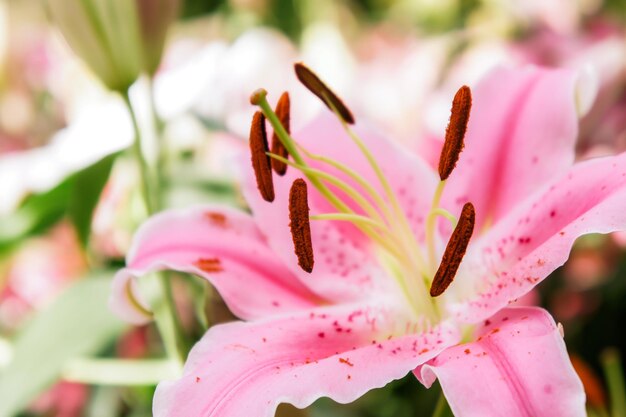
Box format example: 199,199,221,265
68,154,117,247
0,180,72,254
0,154,118,255
0,274,127,417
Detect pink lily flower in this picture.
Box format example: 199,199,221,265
111,64,626,416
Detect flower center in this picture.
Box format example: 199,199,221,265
249,63,475,323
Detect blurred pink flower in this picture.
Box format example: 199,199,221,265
110,65,626,416
29,381,88,417
0,222,88,417
117,326,150,359
0,223,85,329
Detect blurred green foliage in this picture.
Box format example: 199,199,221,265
0,275,127,417
0,154,117,257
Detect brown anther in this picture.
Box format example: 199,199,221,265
430,202,475,297
438,85,472,181
249,111,275,202
294,62,355,124
271,92,290,176
289,178,314,273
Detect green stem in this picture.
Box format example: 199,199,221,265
148,76,167,209
122,90,185,367
63,358,180,386
602,348,626,417
123,92,155,215
432,387,452,417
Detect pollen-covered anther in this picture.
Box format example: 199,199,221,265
289,178,314,273
438,85,472,181
249,111,275,202
430,202,475,297
294,62,355,124
271,92,291,176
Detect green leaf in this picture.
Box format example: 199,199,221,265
0,154,118,256
0,274,127,417
68,154,117,247
0,180,72,254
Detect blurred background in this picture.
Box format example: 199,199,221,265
0,0,624,416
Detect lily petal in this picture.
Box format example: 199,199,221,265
154,302,459,417
242,113,438,301
109,205,321,324
416,307,585,417
442,66,582,230
449,153,626,323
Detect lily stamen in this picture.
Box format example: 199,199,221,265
293,62,424,271
252,91,392,246
267,153,386,225
289,179,314,273
249,111,275,202
252,74,449,319
269,153,415,269
426,86,473,271
439,85,472,181
430,202,475,297
294,62,355,124
322,91,429,275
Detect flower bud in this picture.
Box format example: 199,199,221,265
45,0,180,92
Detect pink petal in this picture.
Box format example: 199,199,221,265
154,302,459,417
449,153,626,323
442,66,581,230
242,113,438,302
416,307,585,417
109,205,322,324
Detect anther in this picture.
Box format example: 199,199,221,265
249,111,275,202
430,202,475,297
271,92,290,175
294,62,355,124
289,178,314,273
438,85,472,181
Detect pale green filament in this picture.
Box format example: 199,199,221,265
269,154,386,225
255,94,437,319
257,96,404,261
426,180,446,275
325,98,429,274
310,213,387,230
295,144,396,228
378,250,436,319
309,213,408,262
256,96,348,212
431,208,457,228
